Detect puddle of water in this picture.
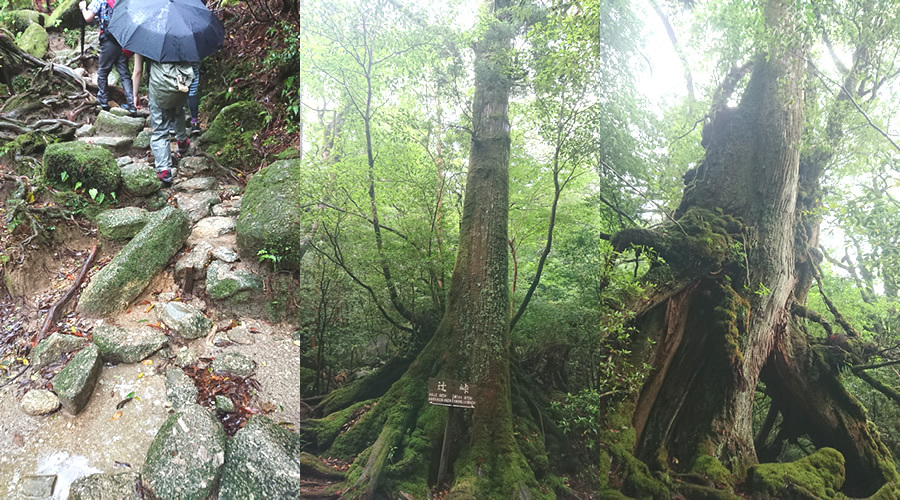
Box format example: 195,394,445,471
36,451,101,499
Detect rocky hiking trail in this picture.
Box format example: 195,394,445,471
0,53,342,500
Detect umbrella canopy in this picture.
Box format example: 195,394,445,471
107,0,224,63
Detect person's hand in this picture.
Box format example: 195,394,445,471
78,1,86,10
133,94,140,109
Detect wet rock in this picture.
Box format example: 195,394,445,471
217,416,305,500
120,162,159,196
215,395,235,413
4,10,46,34
165,367,198,409
78,206,191,315
212,198,241,217
175,241,213,280
206,260,263,301
75,123,94,138
199,101,265,169
158,301,213,339
68,472,142,500
95,110,145,138
236,158,310,269
179,156,211,176
21,389,60,416
177,176,218,193
225,324,255,345
142,404,226,500
17,474,56,499
175,190,220,223
190,216,235,241
96,207,149,240
92,324,167,363
211,245,240,263
79,135,134,152
53,344,102,415
116,156,133,167
31,332,87,370
17,23,48,59
212,352,256,378
42,141,120,194
132,130,152,149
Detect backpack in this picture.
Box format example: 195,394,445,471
149,62,195,110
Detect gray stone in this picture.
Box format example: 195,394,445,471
218,416,305,500
95,110,145,137
158,301,213,339
53,344,102,414
224,185,243,197
116,155,134,167
165,367,198,409
143,404,226,500
68,472,142,500
120,163,159,196
95,207,149,240
174,345,200,367
211,246,240,263
145,190,169,211
109,106,148,118
75,123,94,138
211,352,256,378
211,198,241,217
158,291,177,302
177,176,218,193
46,0,83,31
179,156,211,176
79,135,133,152
175,241,213,280
31,332,87,370
78,207,191,316
132,130,152,149
225,324,255,345
92,324,167,363
17,23,48,59
206,260,263,301
215,395,235,413
190,216,235,240
176,190,220,223
236,159,311,270
17,475,56,499
21,389,60,416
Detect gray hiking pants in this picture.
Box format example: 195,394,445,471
97,33,134,107
149,91,187,172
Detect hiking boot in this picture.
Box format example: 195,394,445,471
177,139,190,155
120,103,137,115
157,169,174,185
190,119,202,136
99,102,111,112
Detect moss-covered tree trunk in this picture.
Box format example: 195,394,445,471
625,0,897,494
303,1,543,497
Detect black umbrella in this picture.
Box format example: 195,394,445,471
107,0,224,63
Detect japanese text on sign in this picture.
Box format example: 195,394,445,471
428,378,476,409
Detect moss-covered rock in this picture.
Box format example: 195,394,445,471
95,207,149,240
30,332,87,370
198,100,264,169
69,472,142,500
205,260,263,301
45,0,82,30
42,141,120,194
3,130,56,158
745,447,845,498
3,10,47,34
143,404,226,499
218,416,306,500
120,162,159,196
157,301,213,339
52,344,102,414
77,206,191,315
235,158,310,269
95,110,146,137
16,22,48,58
211,352,256,378
92,324,167,363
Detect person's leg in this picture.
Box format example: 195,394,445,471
95,35,117,108
150,98,174,180
174,96,189,153
188,63,200,130
113,50,134,109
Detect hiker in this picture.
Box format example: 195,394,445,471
78,0,136,113
132,54,193,184
188,63,201,135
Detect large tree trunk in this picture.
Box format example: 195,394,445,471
302,0,542,496
623,0,897,493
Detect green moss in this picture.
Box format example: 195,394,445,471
690,454,733,487
303,399,377,456
198,100,265,169
41,142,120,193
745,447,845,498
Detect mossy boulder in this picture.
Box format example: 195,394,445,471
205,260,263,301
165,367,198,409
92,324,167,363
158,301,213,339
69,472,142,500
30,332,87,370
3,131,56,158
3,10,47,34
16,22,48,58
42,141,120,194
218,416,306,500
745,447,845,498
95,110,146,137
77,206,191,315
235,158,310,269
52,344,102,414
120,163,159,196
198,100,264,169
143,404,226,500
45,0,82,30
95,207,149,240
